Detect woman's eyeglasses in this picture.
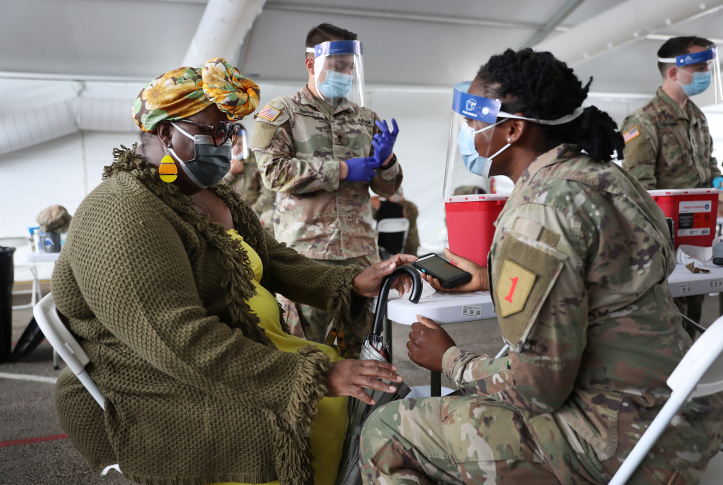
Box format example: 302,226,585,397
175,120,242,147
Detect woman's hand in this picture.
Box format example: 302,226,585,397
422,248,489,293
325,360,403,405
407,315,456,373
353,254,418,297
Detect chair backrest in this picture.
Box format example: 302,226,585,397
377,218,410,255
33,293,105,409
376,218,410,234
609,314,723,485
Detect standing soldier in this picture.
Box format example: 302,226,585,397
224,125,275,233
621,37,722,327
251,23,403,344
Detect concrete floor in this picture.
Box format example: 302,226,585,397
1,283,720,484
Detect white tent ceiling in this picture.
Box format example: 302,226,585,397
2,0,723,251
2,0,721,93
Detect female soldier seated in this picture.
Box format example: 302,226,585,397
360,49,723,485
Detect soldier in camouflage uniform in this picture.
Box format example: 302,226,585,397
361,49,723,485
224,136,275,233
251,24,403,343
621,36,720,328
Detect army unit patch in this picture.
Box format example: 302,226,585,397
496,259,537,318
258,105,280,122
623,126,640,144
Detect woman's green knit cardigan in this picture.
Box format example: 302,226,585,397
51,146,370,485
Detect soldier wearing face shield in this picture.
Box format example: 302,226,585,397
251,23,403,345
621,36,723,328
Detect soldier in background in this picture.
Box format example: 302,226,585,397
360,48,722,484
621,36,720,327
251,23,402,344
223,126,275,233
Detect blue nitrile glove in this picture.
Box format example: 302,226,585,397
713,177,723,189
345,156,381,182
372,118,400,166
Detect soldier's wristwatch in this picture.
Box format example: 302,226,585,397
382,153,397,170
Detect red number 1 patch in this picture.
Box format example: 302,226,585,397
505,277,519,303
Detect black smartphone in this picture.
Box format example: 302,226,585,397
412,253,472,289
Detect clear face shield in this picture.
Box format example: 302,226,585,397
443,82,503,199
307,40,365,107
659,46,722,106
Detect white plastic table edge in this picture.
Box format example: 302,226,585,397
16,252,61,263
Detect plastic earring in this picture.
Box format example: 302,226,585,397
159,153,177,183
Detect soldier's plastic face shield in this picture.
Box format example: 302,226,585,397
306,40,365,107
443,82,503,199
659,46,722,106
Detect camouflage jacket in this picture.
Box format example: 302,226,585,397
223,152,275,231
621,87,719,189
251,85,403,259
442,145,723,469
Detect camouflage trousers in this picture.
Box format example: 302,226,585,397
278,253,379,344
360,396,708,485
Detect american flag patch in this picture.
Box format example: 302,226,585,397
257,105,280,122
623,126,640,144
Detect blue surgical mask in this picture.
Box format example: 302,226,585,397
678,69,712,97
318,70,353,99
457,122,510,179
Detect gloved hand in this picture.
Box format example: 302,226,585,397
713,176,723,189
372,118,400,166
345,156,381,182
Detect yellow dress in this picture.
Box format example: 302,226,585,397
208,230,348,485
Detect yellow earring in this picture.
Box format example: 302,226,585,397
159,154,177,183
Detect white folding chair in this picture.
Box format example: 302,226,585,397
33,293,121,476
0,236,42,310
376,218,410,257
609,315,723,485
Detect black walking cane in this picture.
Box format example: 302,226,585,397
365,266,423,361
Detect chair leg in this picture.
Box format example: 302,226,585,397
53,349,59,370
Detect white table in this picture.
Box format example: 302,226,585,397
16,252,60,264
386,263,723,396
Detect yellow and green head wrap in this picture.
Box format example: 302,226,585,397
132,58,260,133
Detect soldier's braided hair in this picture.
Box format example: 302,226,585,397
474,48,624,163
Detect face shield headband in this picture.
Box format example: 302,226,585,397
453,82,585,178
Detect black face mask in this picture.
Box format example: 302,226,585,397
169,123,232,188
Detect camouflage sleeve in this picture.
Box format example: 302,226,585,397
442,347,514,396
369,113,403,197
621,115,658,190
443,203,588,413
247,153,276,215
252,101,340,194
710,135,721,180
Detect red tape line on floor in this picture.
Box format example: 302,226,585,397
0,433,67,448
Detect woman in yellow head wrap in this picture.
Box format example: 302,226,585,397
51,58,414,485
